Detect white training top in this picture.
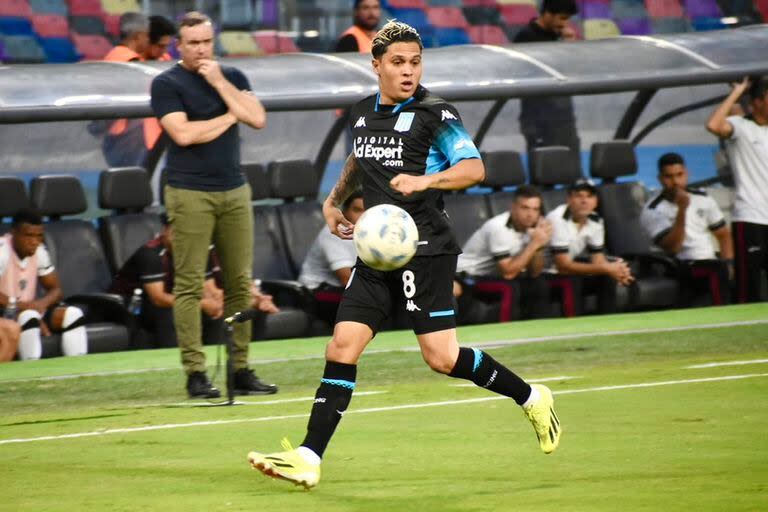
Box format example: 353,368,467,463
457,211,531,278
0,233,54,302
640,188,725,261
298,228,357,290
545,203,604,272
725,115,768,225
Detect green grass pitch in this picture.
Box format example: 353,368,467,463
2,304,767,512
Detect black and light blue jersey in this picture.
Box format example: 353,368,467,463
350,85,481,256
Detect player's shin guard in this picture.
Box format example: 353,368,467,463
61,306,88,356
301,361,357,458
17,309,42,361
449,347,532,405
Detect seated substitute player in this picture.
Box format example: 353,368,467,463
110,215,277,397
299,191,363,325
457,185,553,320
0,209,88,360
640,152,733,305
546,178,634,314
247,21,561,489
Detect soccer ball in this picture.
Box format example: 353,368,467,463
354,204,419,271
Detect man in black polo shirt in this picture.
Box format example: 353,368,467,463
150,11,267,398
513,0,580,162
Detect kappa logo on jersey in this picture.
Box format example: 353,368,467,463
406,300,421,312
441,109,458,121
354,136,405,167
394,112,415,132
354,116,366,128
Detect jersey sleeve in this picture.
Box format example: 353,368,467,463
587,221,605,253
640,206,672,244
226,67,251,92
323,236,357,271
425,103,481,175
547,211,571,255
36,245,55,276
150,75,184,119
704,196,726,230
135,247,165,284
486,221,514,260
726,115,744,140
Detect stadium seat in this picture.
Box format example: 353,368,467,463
0,17,35,36
690,16,726,30
617,17,652,34
69,15,106,35
612,0,648,18
29,0,68,15
102,13,120,39
650,16,689,33
496,0,537,5
0,0,33,17
581,0,612,18
0,176,30,235
0,39,5,62
67,0,103,17
467,24,508,45
31,14,69,37
30,175,132,353
434,27,470,45
385,0,428,8
718,0,757,16
99,0,140,15
426,6,469,28
443,192,492,247
756,0,768,20
482,150,527,216
426,0,462,6
268,159,325,276
682,0,721,18
219,30,263,56
387,7,430,29
0,34,46,63
40,36,80,62
220,0,253,30
589,141,680,310
529,146,582,213
463,0,497,5
499,4,538,25
583,18,621,39
253,30,300,54
70,32,112,59
462,6,503,25
97,167,162,274
645,0,684,17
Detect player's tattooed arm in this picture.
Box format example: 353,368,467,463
390,158,485,196
322,153,361,240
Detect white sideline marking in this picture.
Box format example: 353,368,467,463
451,375,579,387
3,319,766,385
2,372,766,446
150,390,386,408
685,359,768,369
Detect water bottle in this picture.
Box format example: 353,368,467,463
3,296,17,321
128,288,143,316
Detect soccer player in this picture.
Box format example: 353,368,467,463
247,21,561,489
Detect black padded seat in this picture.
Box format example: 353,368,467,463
97,167,162,273
0,176,29,234
443,193,492,248
529,146,582,213
482,150,527,216
30,174,131,352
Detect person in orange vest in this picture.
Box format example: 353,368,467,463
96,13,151,167
335,0,381,53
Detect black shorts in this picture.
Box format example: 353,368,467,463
336,254,458,335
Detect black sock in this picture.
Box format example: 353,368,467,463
301,361,357,458
449,347,531,405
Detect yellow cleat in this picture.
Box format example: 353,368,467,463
247,438,321,489
523,384,561,454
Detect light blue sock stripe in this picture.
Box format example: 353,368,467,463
321,378,356,390
471,348,483,373
429,309,455,318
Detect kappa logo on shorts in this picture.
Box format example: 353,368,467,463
441,109,457,121
354,116,366,128
406,300,421,312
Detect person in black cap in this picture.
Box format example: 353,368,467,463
544,178,634,315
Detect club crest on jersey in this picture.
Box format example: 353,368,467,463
441,109,458,121
394,112,415,132
354,116,366,128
